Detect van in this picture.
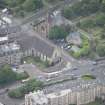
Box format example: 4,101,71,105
21,78,30,83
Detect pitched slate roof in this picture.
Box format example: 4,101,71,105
18,35,55,58
0,26,21,37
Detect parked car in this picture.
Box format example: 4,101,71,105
5,88,9,92
21,78,30,83
92,61,97,65
72,67,78,71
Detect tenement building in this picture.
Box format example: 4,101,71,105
25,82,105,105
25,91,49,105
0,26,22,65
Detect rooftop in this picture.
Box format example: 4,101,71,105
47,89,72,98
0,26,21,37
18,35,55,58
0,42,20,56
27,91,48,105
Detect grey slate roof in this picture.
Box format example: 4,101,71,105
0,26,21,37
18,35,55,58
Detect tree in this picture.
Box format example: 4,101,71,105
22,0,43,12
3,0,43,15
4,0,26,7
62,0,101,20
0,0,6,8
0,65,16,84
101,30,105,39
46,0,63,3
95,13,105,27
48,25,69,39
62,6,75,20
96,43,105,57
8,79,43,98
0,65,28,85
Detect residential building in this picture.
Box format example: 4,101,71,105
25,90,49,105
25,83,105,105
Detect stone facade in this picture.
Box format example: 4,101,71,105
33,18,49,37
0,45,60,66
0,25,61,66
33,10,66,38
25,84,105,105
0,51,22,65
21,46,60,64
25,91,49,105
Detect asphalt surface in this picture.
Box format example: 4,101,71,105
0,0,104,105
43,60,105,94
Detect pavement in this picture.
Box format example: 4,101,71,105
43,60,105,94
0,81,24,105
0,0,104,105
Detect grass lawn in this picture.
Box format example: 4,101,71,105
23,56,49,69
81,74,96,80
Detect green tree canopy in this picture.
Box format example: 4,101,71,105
22,0,43,12
48,25,70,39
96,43,105,57
62,0,104,20
0,65,16,84
8,79,43,98
3,0,43,13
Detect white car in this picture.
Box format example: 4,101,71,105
92,61,97,65
46,79,51,82
21,78,30,83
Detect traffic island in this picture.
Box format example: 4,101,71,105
81,74,96,80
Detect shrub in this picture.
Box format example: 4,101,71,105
16,72,29,81
70,35,90,58
0,65,17,85
0,65,29,85
62,0,101,20
8,79,43,98
8,88,24,98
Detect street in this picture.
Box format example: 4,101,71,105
1,0,105,105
